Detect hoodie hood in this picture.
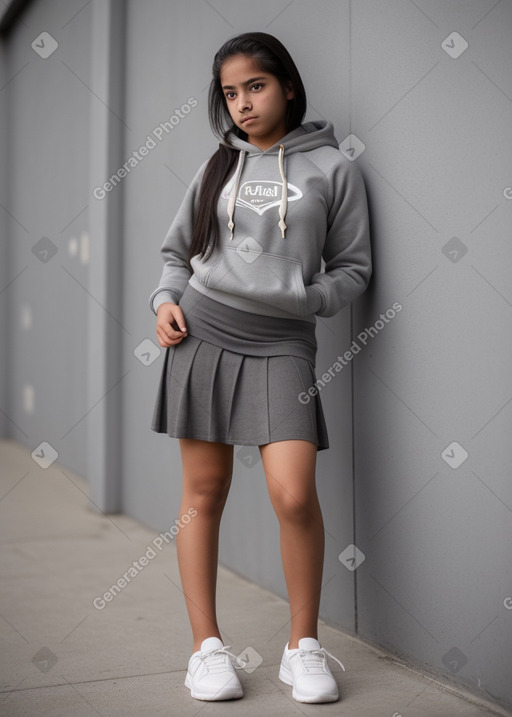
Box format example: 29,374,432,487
221,119,340,156
220,120,339,238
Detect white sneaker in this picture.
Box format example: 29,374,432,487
184,636,246,701
279,637,345,703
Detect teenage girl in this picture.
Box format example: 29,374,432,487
149,32,372,704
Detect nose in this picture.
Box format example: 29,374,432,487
238,91,251,113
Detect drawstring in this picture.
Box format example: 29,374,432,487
227,145,288,240
278,144,288,238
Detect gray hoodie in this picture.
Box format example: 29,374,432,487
149,120,372,321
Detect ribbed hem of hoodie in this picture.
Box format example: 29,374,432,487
188,276,317,323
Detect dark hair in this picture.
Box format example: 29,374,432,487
188,32,307,263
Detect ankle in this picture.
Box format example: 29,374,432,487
192,633,223,652
288,635,318,650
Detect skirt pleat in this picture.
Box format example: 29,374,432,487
151,334,329,451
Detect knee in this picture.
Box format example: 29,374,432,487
271,489,316,525
184,471,231,514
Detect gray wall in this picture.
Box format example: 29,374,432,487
0,33,7,441
352,0,512,704
0,0,91,475
1,0,511,711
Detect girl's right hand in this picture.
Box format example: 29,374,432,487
156,303,188,347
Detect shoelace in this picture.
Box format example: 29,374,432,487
290,647,346,674
198,645,247,674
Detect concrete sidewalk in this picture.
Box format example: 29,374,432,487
0,437,509,717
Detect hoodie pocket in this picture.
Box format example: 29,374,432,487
196,244,308,316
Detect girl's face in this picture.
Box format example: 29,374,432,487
220,54,294,151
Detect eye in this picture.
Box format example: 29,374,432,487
225,91,236,100
251,83,263,91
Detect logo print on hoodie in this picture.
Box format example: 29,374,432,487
222,179,303,216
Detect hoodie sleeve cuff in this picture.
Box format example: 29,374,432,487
150,290,180,315
305,285,324,315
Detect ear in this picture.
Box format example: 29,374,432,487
285,82,295,101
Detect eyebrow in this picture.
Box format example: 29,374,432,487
221,76,267,90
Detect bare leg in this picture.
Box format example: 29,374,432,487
176,438,233,652
259,440,324,649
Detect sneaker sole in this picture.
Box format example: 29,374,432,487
184,673,243,701
279,662,339,703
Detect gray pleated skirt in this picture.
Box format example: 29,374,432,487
150,284,329,450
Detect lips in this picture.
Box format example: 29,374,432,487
241,116,257,124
